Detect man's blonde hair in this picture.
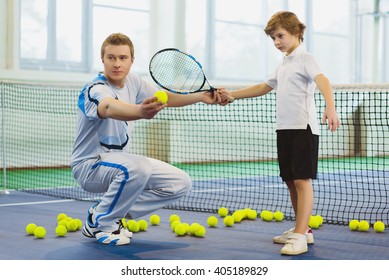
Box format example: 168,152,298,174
264,11,306,42
101,33,134,58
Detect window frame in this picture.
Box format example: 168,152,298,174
19,0,151,73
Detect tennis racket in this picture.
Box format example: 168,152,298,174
149,48,215,94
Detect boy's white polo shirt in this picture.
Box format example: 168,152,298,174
266,44,322,135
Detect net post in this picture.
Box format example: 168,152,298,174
1,81,8,195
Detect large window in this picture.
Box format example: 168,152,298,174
185,0,351,84
310,0,350,83
17,0,389,83
20,0,151,73
355,0,389,82
185,0,286,83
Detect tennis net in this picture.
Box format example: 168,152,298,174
1,80,388,225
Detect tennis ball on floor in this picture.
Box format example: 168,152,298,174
169,214,180,224
246,209,258,220
242,208,251,219
127,220,140,233
138,220,148,231
358,220,370,232
149,214,160,226
218,207,229,217
34,226,46,239
308,215,320,229
26,223,37,235
57,219,68,227
57,213,68,222
273,211,284,222
223,216,234,227
189,223,201,235
181,223,190,234
373,221,385,233
171,220,181,232
232,211,244,223
174,223,187,236
349,220,359,231
207,216,218,227
194,225,206,237
261,210,273,222
154,90,168,104
316,215,324,225
55,225,67,237
66,219,78,232
73,218,83,230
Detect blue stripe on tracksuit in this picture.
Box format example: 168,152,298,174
91,161,129,228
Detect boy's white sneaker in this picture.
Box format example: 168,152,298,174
280,233,308,255
273,227,314,244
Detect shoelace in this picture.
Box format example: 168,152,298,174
112,220,126,234
285,236,299,244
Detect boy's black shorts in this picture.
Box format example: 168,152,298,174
276,125,319,182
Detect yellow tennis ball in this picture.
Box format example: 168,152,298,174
154,90,168,104
349,219,359,230
138,220,148,231
246,209,258,220
223,216,234,227
373,221,385,233
358,220,370,232
34,226,46,238
189,223,201,235
181,223,190,234
308,215,320,229
273,211,284,222
149,214,160,226
207,216,218,227
174,223,187,236
194,225,206,237
57,213,68,222
171,220,181,232
241,208,251,219
261,210,273,222
169,214,180,224
58,219,68,227
73,218,83,230
127,220,140,233
66,219,78,232
316,215,323,225
218,207,228,217
26,223,37,235
232,211,244,223
55,225,67,237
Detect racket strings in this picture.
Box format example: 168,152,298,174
150,50,206,93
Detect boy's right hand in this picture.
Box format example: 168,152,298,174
217,88,235,106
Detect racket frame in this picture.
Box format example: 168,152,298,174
149,48,215,94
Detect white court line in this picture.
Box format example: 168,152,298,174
193,183,285,193
0,199,76,207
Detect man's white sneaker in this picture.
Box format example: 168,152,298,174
82,204,133,245
273,227,314,244
280,233,308,255
95,220,132,246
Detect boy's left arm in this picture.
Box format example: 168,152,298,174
315,74,340,132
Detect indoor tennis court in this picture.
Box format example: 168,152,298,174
1,0,388,279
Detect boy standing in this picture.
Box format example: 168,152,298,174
220,12,340,255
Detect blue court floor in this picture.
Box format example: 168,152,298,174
1,190,388,261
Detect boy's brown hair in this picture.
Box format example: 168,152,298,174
264,11,306,42
101,33,135,59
